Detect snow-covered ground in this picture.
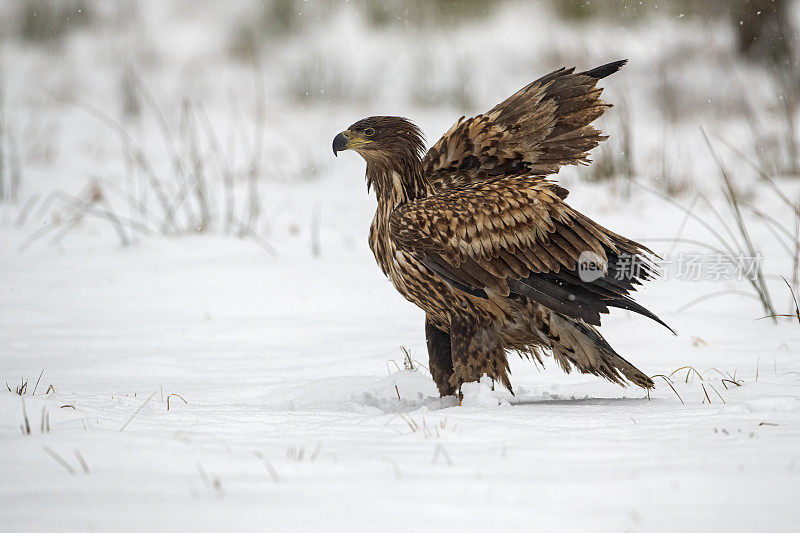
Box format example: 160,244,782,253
1,1,799,531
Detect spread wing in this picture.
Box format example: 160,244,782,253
422,60,627,191
390,175,672,331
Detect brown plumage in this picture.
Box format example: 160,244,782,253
333,60,672,397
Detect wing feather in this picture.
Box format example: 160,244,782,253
423,60,628,190
390,175,672,331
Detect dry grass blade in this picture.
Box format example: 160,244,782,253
711,133,799,216
632,181,738,258
73,450,90,474
677,290,760,313
431,443,453,466
230,215,278,256
311,206,321,257
697,191,745,253
32,369,45,395
196,462,210,485
137,77,187,183
20,397,30,435
264,460,281,483
721,379,741,389
756,356,760,382
17,194,89,252
742,203,800,255
701,128,776,320
9,377,28,395
667,194,701,254
386,359,402,375
669,365,704,384
166,394,188,411
705,367,735,380
759,313,800,320
184,100,214,232
243,62,266,237
781,277,800,324
399,413,420,432
310,443,323,463
650,375,684,405
42,445,76,475
700,384,712,404
94,197,131,246
196,103,235,232
119,392,157,431
14,192,41,227
708,384,726,403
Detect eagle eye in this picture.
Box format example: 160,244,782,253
364,127,375,136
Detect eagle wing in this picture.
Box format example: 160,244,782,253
422,60,626,191
390,175,671,330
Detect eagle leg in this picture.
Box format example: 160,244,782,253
425,317,456,397
448,312,512,396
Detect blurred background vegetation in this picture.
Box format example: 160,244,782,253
2,0,796,68
0,0,797,303
0,0,797,236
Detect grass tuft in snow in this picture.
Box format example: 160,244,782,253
16,396,51,437
702,129,777,319
16,83,279,254
650,363,758,405
387,346,428,375
6,369,49,397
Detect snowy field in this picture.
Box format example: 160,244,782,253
1,1,800,531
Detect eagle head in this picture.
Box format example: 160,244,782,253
332,116,425,164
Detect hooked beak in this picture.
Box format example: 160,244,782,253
333,129,372,157
332,131,350,157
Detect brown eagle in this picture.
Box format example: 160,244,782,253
333,60,672,397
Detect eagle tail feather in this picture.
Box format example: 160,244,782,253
545,313,654,389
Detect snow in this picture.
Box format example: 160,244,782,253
2,1,800,531
3,187,799,531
